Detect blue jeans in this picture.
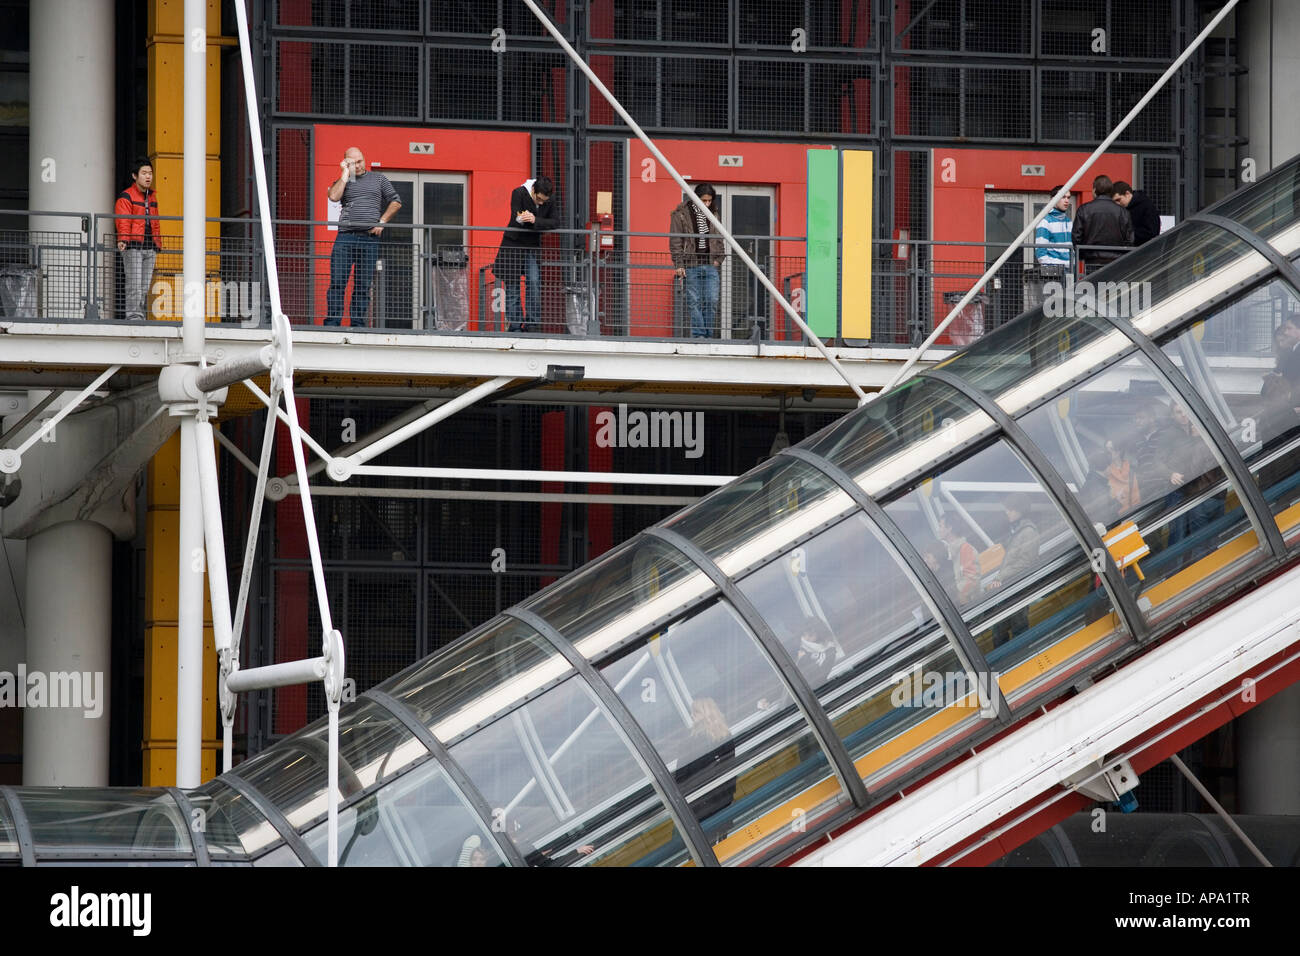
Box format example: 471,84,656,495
326,232,379,327
684,264,719,338
505,251,541,332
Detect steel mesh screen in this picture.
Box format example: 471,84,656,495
276,40,344,114
738,59,803,134
895,0,1031,55
809,60,872,135
429,0,565,38
428,47,497,122
1040,0,1108,57
589,0,729,44
895,65,1031,141
1041,0,1175,60
277,0,421,32
1041,69,1106,142
504,51,569,125
593,54,729,131
737,0,871,50
348,42,421,119
1139,154,1179,220
1112,72,1175,145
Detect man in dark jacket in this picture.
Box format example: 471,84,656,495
1072,175,1134,271
1112,182,1162,246
493,176,559,332
669,183,725,338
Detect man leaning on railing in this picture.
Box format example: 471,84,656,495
114,158,161,321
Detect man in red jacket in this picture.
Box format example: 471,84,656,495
114,159,161,320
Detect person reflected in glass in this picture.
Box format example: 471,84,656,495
936,512,982,606
988,492,1040,649
1079,446,1121,528
1133,400,1182,505
675,697,736,841
1103,439,1141,516
1166,402,1223,551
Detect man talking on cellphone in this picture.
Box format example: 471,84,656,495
325,146,401,327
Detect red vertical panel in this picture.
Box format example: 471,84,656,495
540,411,564,586
587,407,613,560
273,398,310,734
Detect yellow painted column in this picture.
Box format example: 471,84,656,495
141,0,228,784
146,0,230,321
840,150,873,339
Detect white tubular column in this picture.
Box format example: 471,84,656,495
22,521,112,785
173,0,209,788
29,0,112,318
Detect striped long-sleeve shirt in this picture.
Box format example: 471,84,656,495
1036,207,1072,266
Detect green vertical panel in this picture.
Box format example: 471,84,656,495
806,149,840,339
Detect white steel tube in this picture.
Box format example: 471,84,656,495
350,464,733,486
233,0,286,322
328,704,339,868
225,656,327,693
520,0,867,404
182,0,207,358
195,421,233,654
10,365,121,461
876,0,1241,402
243,379,333,463
176,416,205,787
348,376,513,467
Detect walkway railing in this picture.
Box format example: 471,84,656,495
0,209,1158,348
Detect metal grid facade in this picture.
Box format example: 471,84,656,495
267,0,1197,237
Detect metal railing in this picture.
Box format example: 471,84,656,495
0,210,1161,349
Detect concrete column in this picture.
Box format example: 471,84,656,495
28,0,114,319
21,521,112,786
1238,684,1300,814
1238,0,1300,173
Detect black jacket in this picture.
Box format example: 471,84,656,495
1073,196,1134,264
1127,190,1162,245
493,181,560,280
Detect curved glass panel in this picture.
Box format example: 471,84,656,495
595,598,850,866
252,843,303,867
301,760,505,867
734,511,991,786
233,697,426,831
451,675,690,867
883,438,1127,704
1209,155,1300,241
662,454,851,577
1157,279,1300,544
18,788,190,858
188,778,282,857
803,376,996,497
380,615,570,745
1079,221,1269,340
936,310,1122,411
0,797,17,858
525,535,711,662
1018,353,1265,627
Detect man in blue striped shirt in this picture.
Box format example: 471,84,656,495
1029,186,1072,310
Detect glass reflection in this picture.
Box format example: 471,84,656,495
597,599,850,865
1158,279,1300,542
662,454,844,572
452,676,690,867
883,438,1125,695
232,697,426,831
379,615,569,745
18,788,191,856
1209,155,1300,241
302,760,505,866
188,779,283,857
1019,353,1264,625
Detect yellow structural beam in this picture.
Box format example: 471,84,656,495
840,150,873,339
141,0,227,785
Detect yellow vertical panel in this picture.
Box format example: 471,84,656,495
840,150,872,339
